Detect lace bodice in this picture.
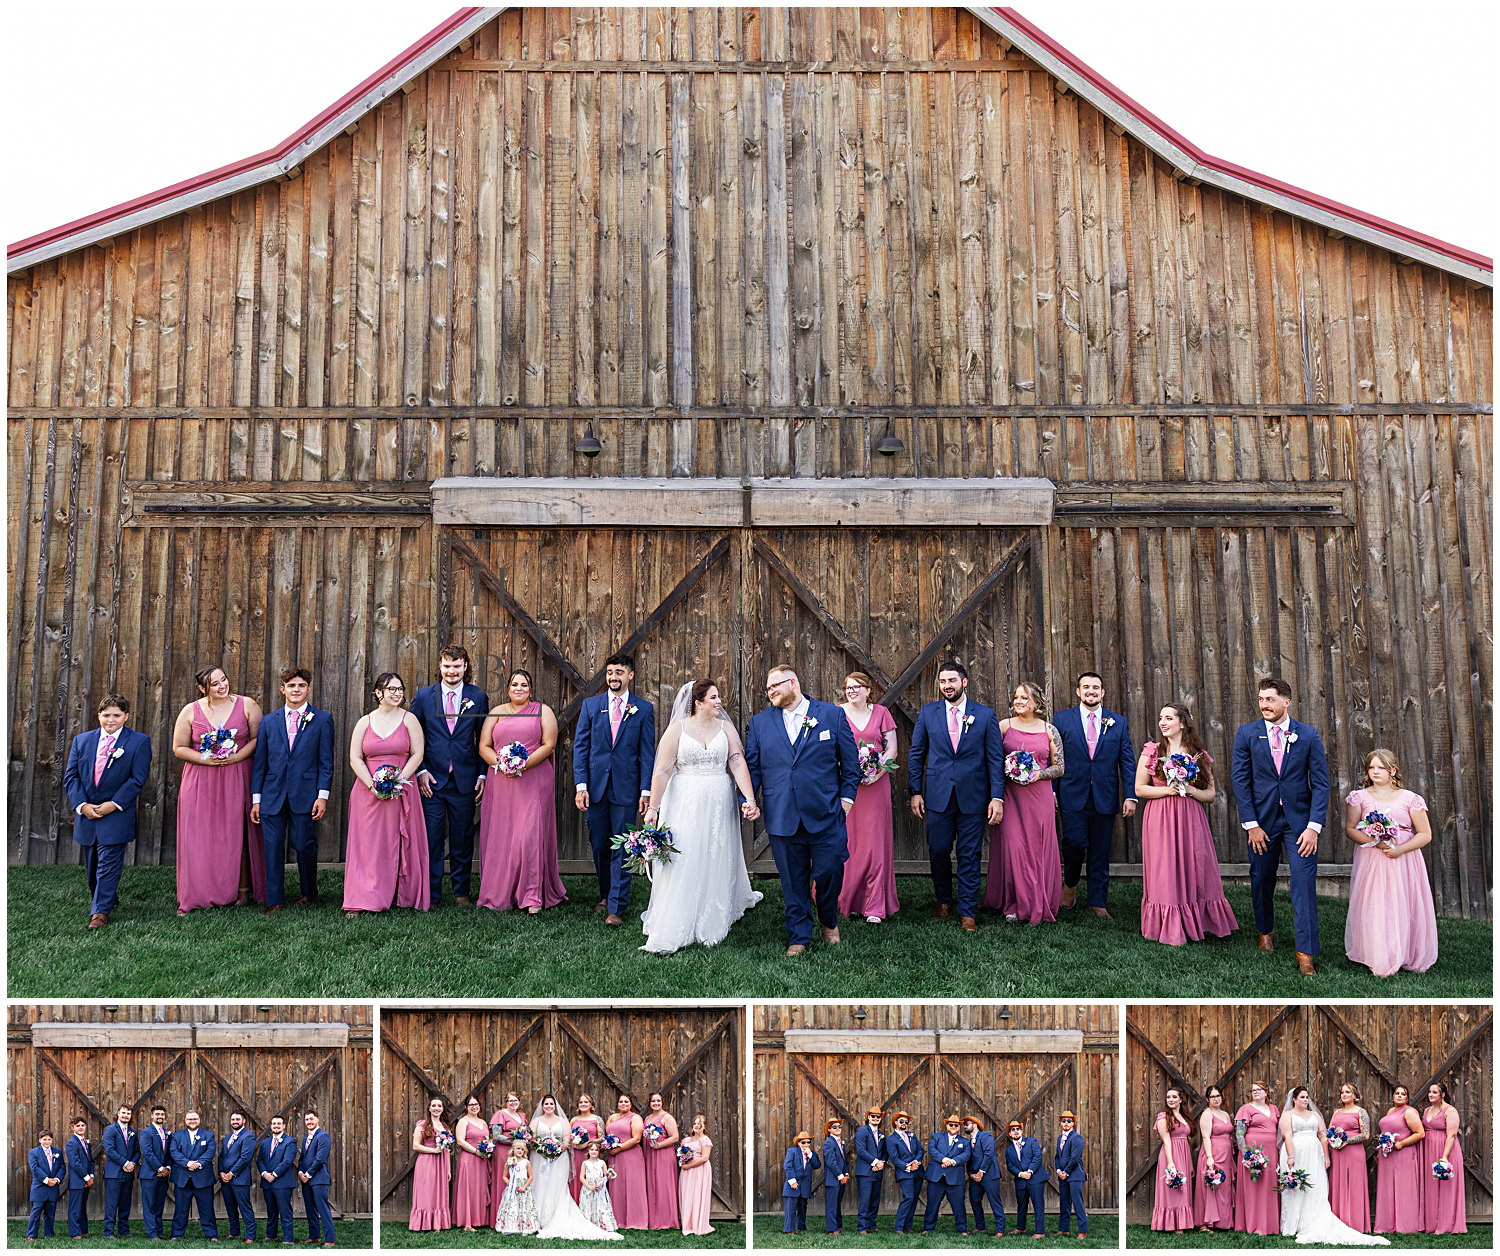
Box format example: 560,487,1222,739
676,727,729,777
1289,1112,1320,1135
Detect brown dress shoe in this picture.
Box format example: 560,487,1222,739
786,944,807,957
932,902,951,920
595,900,608,913
296,895,311,907
1296,952,1316,975
1257,933,1274,952
264,903,285,916
1060,884,1077,909
1090,907,1112,922
960,916,978,932
88,913,109,929
822,926,841,946
605,914,623,927
453,896,472,907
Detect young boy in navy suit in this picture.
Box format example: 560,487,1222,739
782,1131,820,1232
251,667,335,912
27,1130,63,1239
1054,1110,1088,1239
64,1117,94,1238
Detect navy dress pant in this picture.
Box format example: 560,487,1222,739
86,841,128,916
67,1184,89,1237
924,799,986,918
140,1175,169,1239
893,1176,921,1231
923,1179,968,1233
767,823,846,946
103,1176,133,1235
1058,1176,1088,1234
824,1179,845,1232
422,776,477,901
855,1174,883,1231
1247,811,1321,954
968,1176,1007,1233
1014,1179,1046,1235
1059,804,1116,908
586,796,637,915
303,1181,335,1243
28,1199,58,1239
261,807,318,906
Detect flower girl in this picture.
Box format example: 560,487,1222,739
578,1142,619,1232
496,1140,540,1234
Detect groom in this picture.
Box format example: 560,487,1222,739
745,664,860,957
1230,675,1330,975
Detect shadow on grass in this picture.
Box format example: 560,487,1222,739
755,1213,1118,1246
380,1221,745,1247
5,1217,374,1248
1124,1222,1491,1248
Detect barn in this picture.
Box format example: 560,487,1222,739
6,7,1491,916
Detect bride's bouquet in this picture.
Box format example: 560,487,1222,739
643,1122,667,1148
1163,753,1200,796
611,822,680,877
1202,1166,1226,1190
1004,749,1041,785
371,764,407,801
858,742,898,785
1163,1167,1185,1190
1432,1158,1454,1180
1241,1147,1268,1180
533,1132,568,1160
435,1130,455,1151
676,1143,696,1169
1376,1132,1397,1157
496,741,530,777
1326,1127,1349,1150
1276,1167,1312,1193
197,727,238,762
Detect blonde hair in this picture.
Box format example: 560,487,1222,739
1014,681,1047,719
1360,748,1403,789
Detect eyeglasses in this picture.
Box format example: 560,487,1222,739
766,679,793,695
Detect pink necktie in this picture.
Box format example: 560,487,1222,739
949,705,961,751
1086,712,1099,758
287,709,300,748
610,695,623,744
446,689,458,734
94,733,115,784
1271,725,1285,773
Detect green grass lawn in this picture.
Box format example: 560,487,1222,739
5,1217,373,1247
1125,1222,1491,1248
7,866,1490,999
755,1213,1118,1246
381,1220,744,1247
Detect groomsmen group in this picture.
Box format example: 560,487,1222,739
783,1107,1088,1239
26,1103,336,1245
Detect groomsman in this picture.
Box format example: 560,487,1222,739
219,1110,258,1241
101,1103,139,1237
251,667,335,913
137,1105,173,1241
572,652,655,926
258,1116,298,1244
1231,676,1330,974
782,1132,820,1233
822,1118,849,1234
169,1110,218,1241
413,645,488,906
63,694,152,929
1054,1111,1088,1239
853,1108,888,1234
1004,1119,1048,1238
962,1116,1006,1236
298,1109,336,1247
922,1115,971,1235
1054,671,1137,920
27,1129,63,1240
908,662,1005,931
884,1111,925,1234
64,1117,94,1238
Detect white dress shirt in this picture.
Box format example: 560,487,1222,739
1241,716,1321,833
782,694,812,741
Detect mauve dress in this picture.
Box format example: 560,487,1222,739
1138,744,1238,945
176,696,266,911
1344,789,1439,976
1422,1107,1466,1234
489,1109,528,1210
643,1117,680,1230
570,1115,606,1204
1193,1112,1236,1229
678,1136,714,1235
838,705,900,920
1374,1109,1423,1234
452,1116,492,1228
1234,1104,1280,1235
983,726,1060,922
477,703,566,910
409,1124,452,1231
605,1115,649,1230
342,720,430,912
1151,1114,1195,1230
1328,1109,1371,1232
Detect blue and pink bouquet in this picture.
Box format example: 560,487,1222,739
611,823,680,876
435,1130,455,1151
1377,1132,1397,1157
1241,1147,1268,1181
676,1143,697,1169
1276,1167,1311,1193
858,742,898,785
1004,749,1040,785
197,727,238,762
496,741,529,777
643,1122,667,1148
1163,1167,1185,1190
602,1134,622,1153
1326,1127,1348,1150
1432,1159,1454,1181
371,764,406,800
1163,752,1200,796
1203,1166,1226,1190
1358,810,1395,843
569,1127,592,1148
533,1133,567,1160
476,1139,496,1158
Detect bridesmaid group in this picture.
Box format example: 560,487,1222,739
407,1091,715,1236
1149,1081,1468,1236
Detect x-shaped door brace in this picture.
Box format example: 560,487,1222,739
942,1057,1075,1198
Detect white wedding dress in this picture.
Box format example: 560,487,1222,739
640,722,762,954
522,1116,622,1241
1278,1111,1389,1246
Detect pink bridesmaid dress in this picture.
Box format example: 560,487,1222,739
1151,1114,1195,1230
983,725,1060,923
570,1114,605,1204
1328,1109,1371,1232
1422,1107,1466,1234
477,703,566,910
605,1115,649,1229
489,1109,528,1212
1344,789,1439,976
176,696,266,911
678,1136,714,1235
1193,1112,1236,1229
451,1115,491,1228
1138,744,1238,944
408,1124,452,1231
643,1117,680,1229
837,705,900,920
1233,1104,1280,1235
342,720,430,912
1374,1109,1423,1233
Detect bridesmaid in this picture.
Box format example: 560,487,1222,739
1422,1083,1466,1234
1151,1088,1195,1231
452,1096,491,1232
570,1094,606,1204
1344,750,1439,976
409,1096,452,1232
171,665,265,912
642,1093,681,1230
837,673,900,923
477,669,566,912
490,1092,529,1212
983,682,1064,924
1374,1086,1425,1234
342,672,429,916
678,1114,715,1236
1135,704,1238,945
1328,1083,1372,1233
1194,1085,1236,1232
1234,1082,1280,1235
605,1095,648,1230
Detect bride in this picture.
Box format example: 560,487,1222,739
514,1095,622,1241
1278,1087,1388,1246
639,680,763,954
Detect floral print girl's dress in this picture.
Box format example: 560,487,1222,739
579,1158,619,1231
496,1157,540,1234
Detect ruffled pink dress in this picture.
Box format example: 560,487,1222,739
408,1123,452,1231
1193,1112,1236,1229
605,1115,649,1229
984,725,1060,923
342,720,430,912
1139,743,1237,944
678,1136,714,1235
1374,1108,1423,1233
1151,1114,1194,1230
837,705,900,920
477,703,566,910
1422,1107,1465,1234
451,1116,492,1228
1234,1104,1280,1235
1328,1109,1371,1232
176,696,266,911
1344,789,1438,976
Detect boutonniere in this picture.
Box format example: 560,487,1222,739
800,715,819,732
962,714,975,729
460,699,474,713
1285,731,1298,745
300,710,315,727
1102,716,1115,732
109,746,125,762
623,703,639,719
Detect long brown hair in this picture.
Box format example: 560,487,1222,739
1154,704,1214,789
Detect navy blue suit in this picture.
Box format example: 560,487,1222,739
822,1136,849,1232
65,1133,95,1237
28,1145,63,1238
251,705,335,905
102,1122,140,1235
746,698,861,946
63,725,152,916
572,689,655,914
218,1127,258,1239
1054,705,1137,909
169,1127,218,1239
1053,1130,1088,1234
966,1129,1007,1234
922,1133,971,1233
884,1129,924,1232
137,1122,173,1239
852,1123,887,1232
298,1127,336,1243
1004,1137,1048,1235
782,1146,819,1232
411,682,488,901
258,1134,299,1242
1232,716,1330,954
908,698,1006,919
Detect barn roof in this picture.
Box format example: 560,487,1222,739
8,5,1492,285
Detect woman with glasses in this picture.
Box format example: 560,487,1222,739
342,671,430,915
836,672,900,923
